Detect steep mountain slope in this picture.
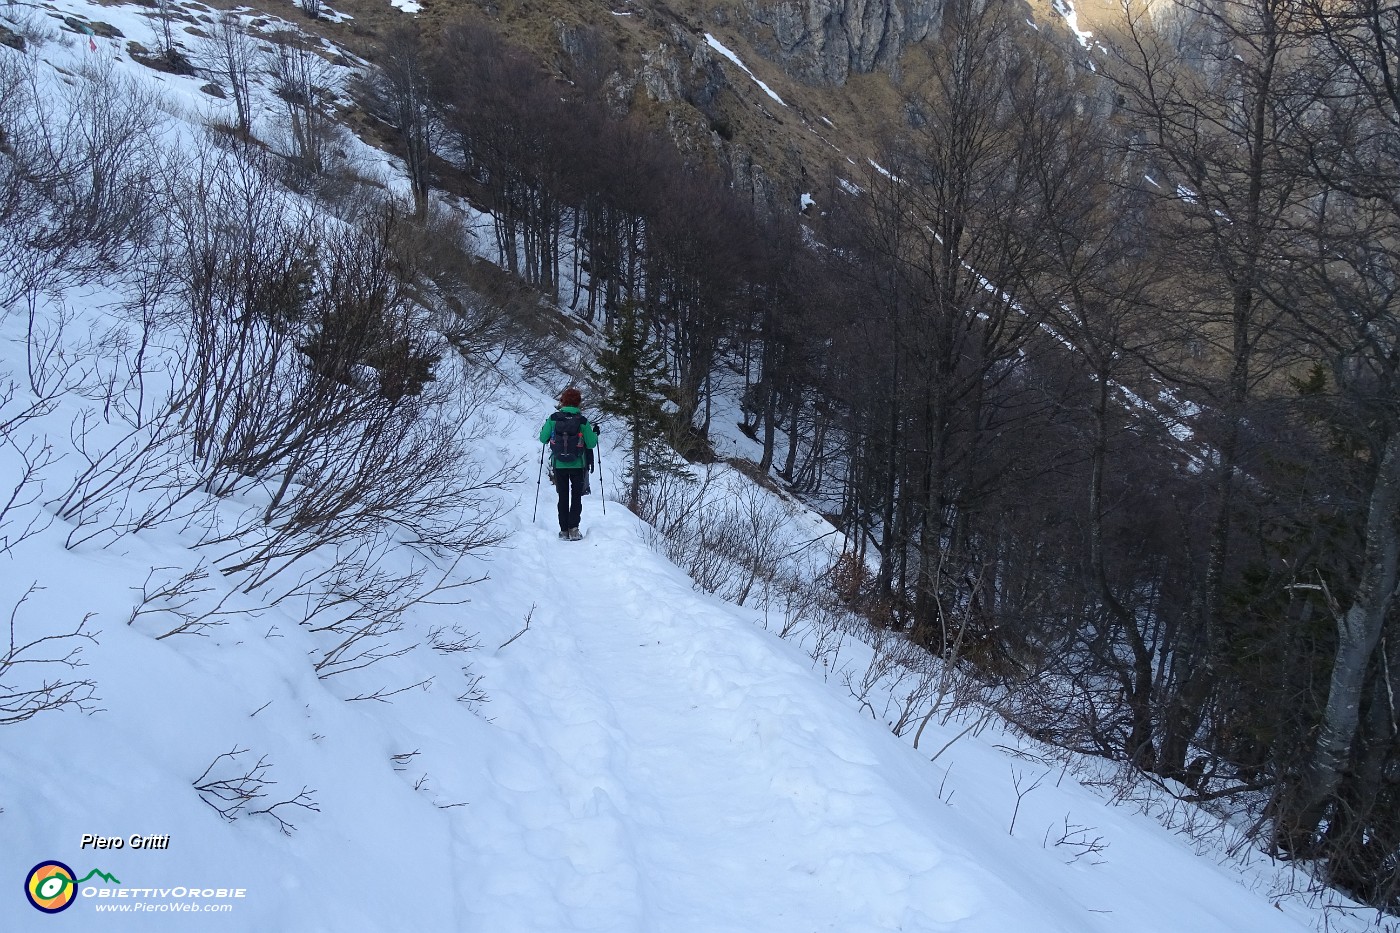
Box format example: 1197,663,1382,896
374,0,1112,215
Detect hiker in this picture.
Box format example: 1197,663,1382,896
539,387,598,540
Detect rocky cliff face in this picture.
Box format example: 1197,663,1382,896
741,0,944,85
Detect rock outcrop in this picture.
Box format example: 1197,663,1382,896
742,0,944,85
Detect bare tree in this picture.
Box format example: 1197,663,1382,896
835,0,1056,643
1017,55,1174,770
1257,8,1400,892
145,0,183,69
198,12,258,137
266,33,340,179
1107,0,1317,781
360,24,434,217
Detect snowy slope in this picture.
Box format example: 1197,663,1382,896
0,2,1386,931
2,368,1367,930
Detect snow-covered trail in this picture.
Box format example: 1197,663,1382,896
445,495,1311,933
467,516,1031,932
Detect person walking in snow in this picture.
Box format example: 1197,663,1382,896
539,387,598,540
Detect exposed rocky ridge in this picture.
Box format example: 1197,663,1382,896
397,0,1127,219
740,0,943,85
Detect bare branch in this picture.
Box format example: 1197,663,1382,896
497,604,534,652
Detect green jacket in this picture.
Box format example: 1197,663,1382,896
539,406,598,470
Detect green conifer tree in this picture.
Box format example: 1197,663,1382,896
586,302,676,512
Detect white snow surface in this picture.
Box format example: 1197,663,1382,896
704,33,787,107
1051,0,1094,47
0,5,1383,932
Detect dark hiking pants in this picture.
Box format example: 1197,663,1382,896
554,467,586,532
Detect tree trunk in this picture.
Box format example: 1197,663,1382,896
1285,430,1400,845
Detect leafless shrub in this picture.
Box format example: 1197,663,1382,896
296,551,421,679
168,193,513,588
193,746,270,821
843,628,904,720
837,628,946,738
0,433,54,556
635,464,706,546
427,624,488,711
457,671,488,711
162,144,315,495
238,536,480,690
0,60,189,545
1043,816,1109,865
926,706,999,764
193,747,319,833
250,785,320,835
278,538,481,695
126,562,260,639
639,466,788,605
807,607,849,677
698,482,788,606
145,151,512,684
3,9,57,46
29,272,200,552
638,458,999,756
910,611,997,748
314,617,411,678
0,363,61,438
0,584,99,725
997,662,1134,762
345,677,431,703
754,569,828,639
428,624,480,654
1009,766,1048,836
49,404,193,549
448,251,565,371
887,664,942,737
144,0,194,72
0,56,166,308
5,41,511,702
128,565,211,631
0,50,44,307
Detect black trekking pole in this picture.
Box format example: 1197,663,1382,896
531,444,545,523
596,439,606,515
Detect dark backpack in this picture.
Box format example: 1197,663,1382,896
549,411,588,465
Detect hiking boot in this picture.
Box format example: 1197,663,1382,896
568,527,583,541
558,529,569,539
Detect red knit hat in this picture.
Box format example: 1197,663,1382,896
560,387,582,408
